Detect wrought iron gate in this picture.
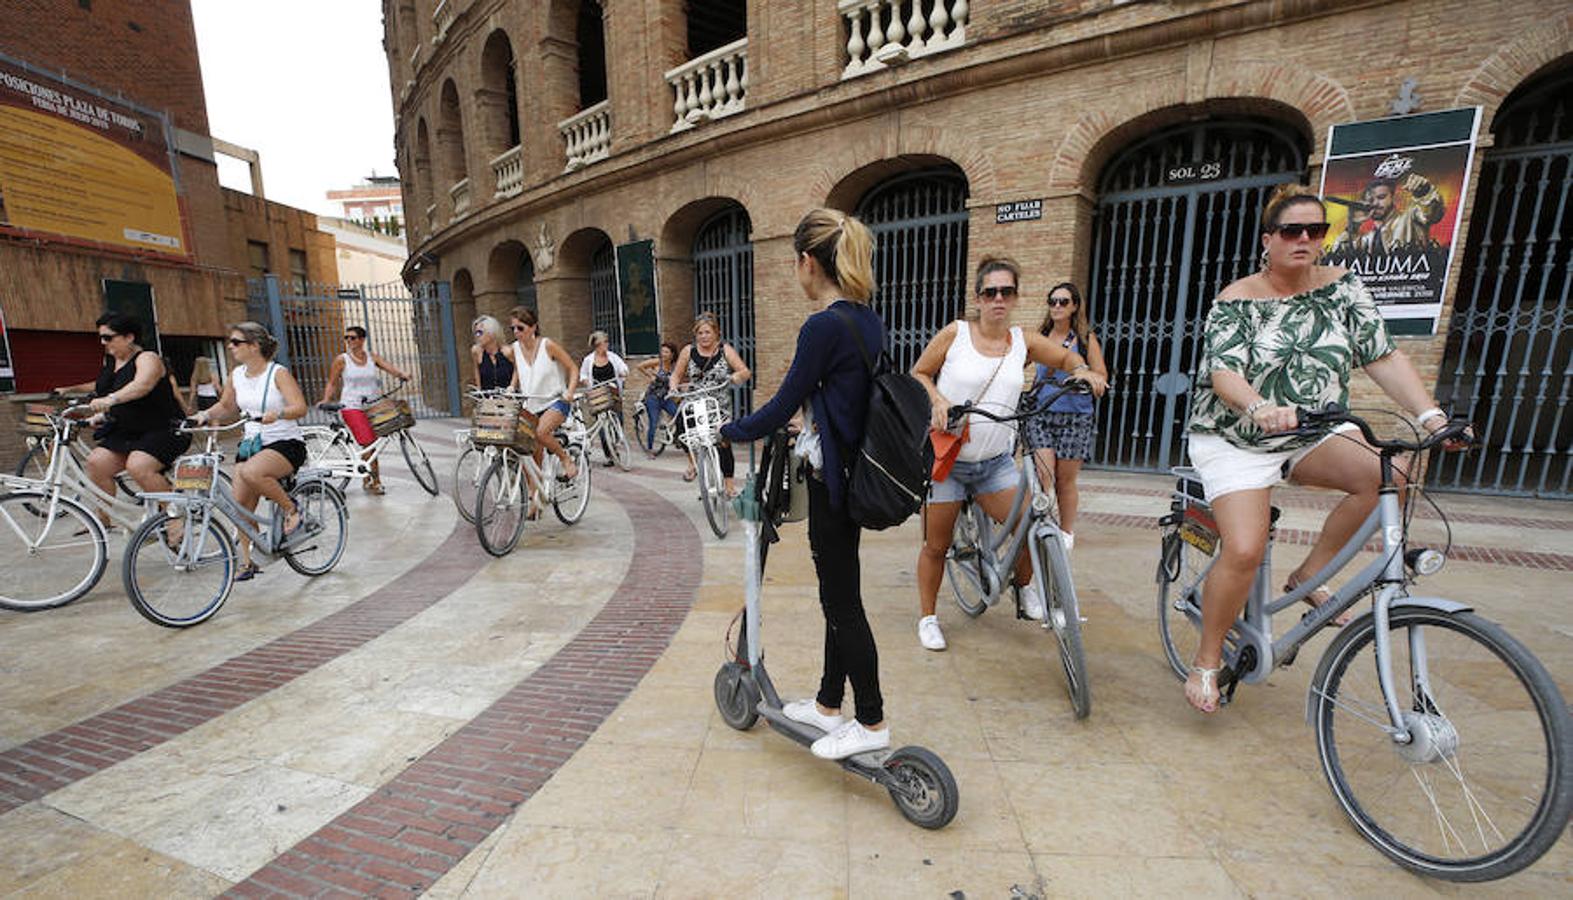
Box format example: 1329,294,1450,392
857,167,970,373
1429,74,1573,498
1089,120,1308,471
516,252,538,314
246,275,463,424
589,239,621,352
693,206,755,414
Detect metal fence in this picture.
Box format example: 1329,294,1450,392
589,240,622,354
693,205,755,415
245,275,463,425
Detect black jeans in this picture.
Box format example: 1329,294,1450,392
808,476,883,726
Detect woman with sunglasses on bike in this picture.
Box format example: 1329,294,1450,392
1183,183,1461,714
671,313,751,495
910,258,1107,652
469,315,514,391
322,325,410,495
506,305,580,485
193,322,309,581
1022,282,1106,554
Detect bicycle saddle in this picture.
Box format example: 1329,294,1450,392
319,402,344,413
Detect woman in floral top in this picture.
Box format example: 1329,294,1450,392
1183,183,1461,714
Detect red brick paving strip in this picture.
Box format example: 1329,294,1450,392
0,520,492,817
226,472,703,898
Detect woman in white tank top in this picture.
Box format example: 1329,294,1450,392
505,305,581,482
321,325,411,494
907,257,1108,652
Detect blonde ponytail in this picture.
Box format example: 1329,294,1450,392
793,207,876,303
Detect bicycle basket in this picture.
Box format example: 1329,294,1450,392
367,398,415,437
472,397,537,453
21,403,56,436
679,395,724,448
582,384,618,416
172,456,217,493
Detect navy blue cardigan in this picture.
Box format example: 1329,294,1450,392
721,300,883,511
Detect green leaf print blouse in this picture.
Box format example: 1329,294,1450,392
1189,271,1396,452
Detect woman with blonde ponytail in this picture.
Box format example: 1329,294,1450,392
720,207,893,761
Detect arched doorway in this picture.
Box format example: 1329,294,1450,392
856,164,970,372
1431,67,1573,497
589,236,620,352
692,205,753,413
1089,118,1309,472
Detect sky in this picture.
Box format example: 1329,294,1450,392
191,0,395,218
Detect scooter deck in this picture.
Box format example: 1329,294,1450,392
755,702,894,774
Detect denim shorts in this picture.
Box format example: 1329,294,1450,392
928,452,1020,504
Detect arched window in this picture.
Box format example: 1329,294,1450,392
1432,67,1573,497
438,79,468,186
414,118,435,226
856,165,970,373
576,1,607,109
479,30,520,153
1088,118,1308,471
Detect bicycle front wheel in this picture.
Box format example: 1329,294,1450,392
283,480,348,576
608,416,633,472
399,431,439,495
1310,606,1573,881
13,443,51,481
123,510,235,627
301,427,352,492
0,491,108,610
552,442,592,525
451,446,485,523
1037,531,1090,719
946,503,990,618
1156,524,1210,681
475,456,526,556
698,444,728,538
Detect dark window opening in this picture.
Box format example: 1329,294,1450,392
288,249,309,295
247,241,269,279
504,49,521,148
576,1,608,108
686,0,747,58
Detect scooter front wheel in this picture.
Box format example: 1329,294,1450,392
713,662,759,731
884,746,959,830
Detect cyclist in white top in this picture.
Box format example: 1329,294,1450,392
908,257,1107,651
322,325,410,494
506,305,580,482
193,321,309,580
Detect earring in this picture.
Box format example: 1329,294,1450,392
1259,247,1271,271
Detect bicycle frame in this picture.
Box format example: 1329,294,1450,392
302,424,395,480
962,453,1061,600
5,410,151,530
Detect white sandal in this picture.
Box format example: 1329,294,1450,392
1186,665,1222,714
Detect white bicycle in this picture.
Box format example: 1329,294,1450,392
471,392,592,556
579,380,632,472
674,381,732,539
306,384,438,496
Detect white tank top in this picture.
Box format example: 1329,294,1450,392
512,338,567,414
937,320,1027,462
195,382,219,398
232,364,304,445
340,352,381,409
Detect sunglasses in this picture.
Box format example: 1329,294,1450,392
979,286,1018,300
227,337,252,347
1047,296,1075,308
1267,222,1330,240
97,332,118,343
511,324,530,332
343,335,362,341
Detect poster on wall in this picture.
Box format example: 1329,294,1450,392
1318,107,1482,336
0,301,14,393
616,239,660,356
0,52,186,257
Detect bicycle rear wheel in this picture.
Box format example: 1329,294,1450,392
946,503,990,618
399,431,439,495
123,510,235,627
1036,530,1090,719
608,416,633,472
1156,524,1211,680
553,442,592,524
283,480,348,576
698,444,728,538
0,491,107,610
1310,606,1573,881
300,427,352,492
451,446,485,523
475,456,526,556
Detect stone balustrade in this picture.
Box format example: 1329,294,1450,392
450,178,471,219
665,38,749,132
839,0,968,78
491,145,524,198
558,100,611,172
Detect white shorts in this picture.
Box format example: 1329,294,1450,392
1185,424,1357,502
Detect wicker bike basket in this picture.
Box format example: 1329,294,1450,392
581,383,618,416
367,398,416,437
471,397,538,453
21,403,56,436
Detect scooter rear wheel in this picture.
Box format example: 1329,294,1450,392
884,746,959,829
713,662,759,730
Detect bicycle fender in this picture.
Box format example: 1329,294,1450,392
1304,596,1475,724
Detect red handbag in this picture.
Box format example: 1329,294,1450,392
929,423,968,482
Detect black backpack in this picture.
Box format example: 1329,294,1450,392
831,307,933,530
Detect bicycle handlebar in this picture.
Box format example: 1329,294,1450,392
1293,403,1475,453
946,380,1094,428
178,415,254,434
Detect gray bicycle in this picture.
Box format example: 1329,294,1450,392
1156,406,1572,881
945,382,1093,718
123,418,349,627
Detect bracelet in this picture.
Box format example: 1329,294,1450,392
1243,398,1271,419
1069,363,1090,374
1415,407,1446,427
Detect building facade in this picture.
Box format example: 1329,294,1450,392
326,174,407,236
388,0,1573,497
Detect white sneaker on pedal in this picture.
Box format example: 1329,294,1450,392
917,615,947,651
782,698,843,733
810,719,891,760
1020,583,1046,621
1060,531,1075,553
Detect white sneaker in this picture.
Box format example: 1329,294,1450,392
810,719,891,760
1060,531,1075,553
782,698,843,733
1020,583,1046,621
917,615,946,651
